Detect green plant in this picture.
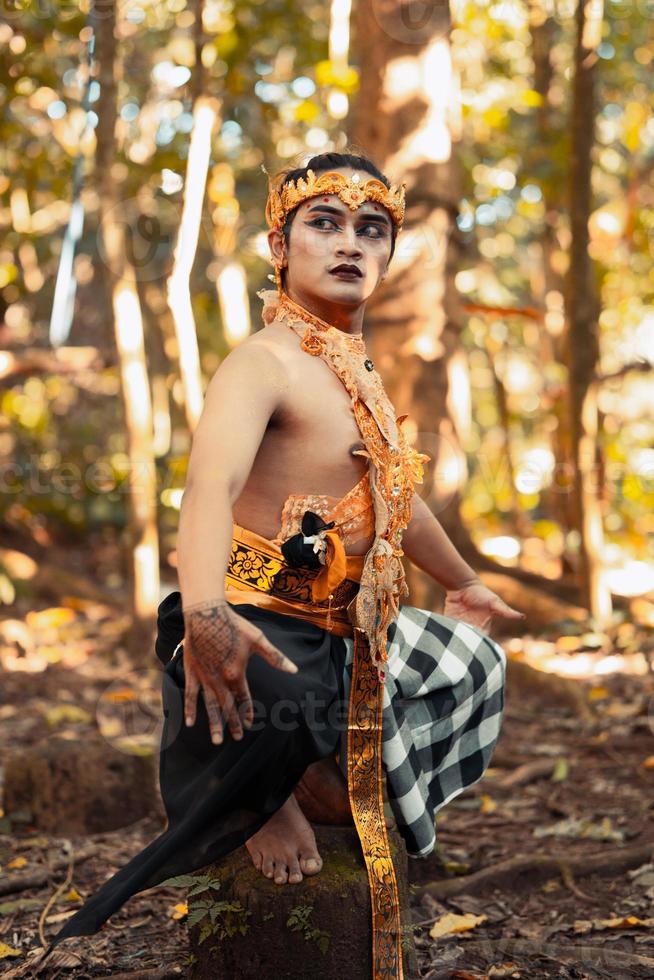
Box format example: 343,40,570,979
286,904,330,955
161,872,251,944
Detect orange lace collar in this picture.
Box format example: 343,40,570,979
256,286,430,680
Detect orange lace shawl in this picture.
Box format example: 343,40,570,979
257,286,431,681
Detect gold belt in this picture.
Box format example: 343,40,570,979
225,521,365,635
225,521,405,980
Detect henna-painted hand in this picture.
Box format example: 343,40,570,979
181,599,298,745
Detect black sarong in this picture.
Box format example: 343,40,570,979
44,594,349,950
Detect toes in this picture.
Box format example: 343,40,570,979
299,854,322,875
261,856,274,879
274,862,289,885
287,858,303,884
250,850,263,871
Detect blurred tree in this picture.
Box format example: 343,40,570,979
563,0,610,621
349,0,469,611
94,0,159,659
166,0,216,433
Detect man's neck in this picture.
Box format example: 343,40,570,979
283,283,364,336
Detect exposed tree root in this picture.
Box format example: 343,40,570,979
417,841,654,900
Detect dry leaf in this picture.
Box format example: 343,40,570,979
36,948,83,969
7,856,27,869
19,836,50,848
574,915,654,934
25,607,76,629
479,793,496,813
45,909,79,924
429,911,488,939
0,942,22,960
533,815,625,843
551,758,569,782
43,704,93,727
102,687,138,704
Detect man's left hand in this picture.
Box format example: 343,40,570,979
443,579,526,633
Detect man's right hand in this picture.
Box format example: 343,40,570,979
181,599,298,745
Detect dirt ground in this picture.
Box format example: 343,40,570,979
1,595,654,979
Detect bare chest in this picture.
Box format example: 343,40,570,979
232,327,371,539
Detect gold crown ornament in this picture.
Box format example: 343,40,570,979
264,167,406,232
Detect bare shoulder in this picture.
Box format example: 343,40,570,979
246,320,300,358
216,325,291,379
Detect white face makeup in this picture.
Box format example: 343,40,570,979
268,168,394,315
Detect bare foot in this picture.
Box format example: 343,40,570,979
295,754,395,830
245,793,323,885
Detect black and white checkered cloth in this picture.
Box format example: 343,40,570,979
337,604,507,859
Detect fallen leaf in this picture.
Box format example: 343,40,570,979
43,704,93,728
533,815,625,843
7,857,27,869
26,607,77,629
0,942,22,959
574,915,654,934
36,948,83,969
45,909,79,924
0,898,41,914
102,687,138,704
551,758,569,782
479,793,497,814
429,912,488,939
19,836,50,848
643,756,654,770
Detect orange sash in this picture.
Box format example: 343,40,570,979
225,522,404,978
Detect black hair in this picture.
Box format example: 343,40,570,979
271,150,398,282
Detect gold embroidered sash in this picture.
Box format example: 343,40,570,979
225,522,405,978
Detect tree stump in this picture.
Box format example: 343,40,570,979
3,734,159,834
187,824,419,980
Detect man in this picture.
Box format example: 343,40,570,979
44,151,522,978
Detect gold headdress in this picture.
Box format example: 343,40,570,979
264,167,406,232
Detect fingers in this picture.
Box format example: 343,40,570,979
233,676,254,730
203,679,252,743
220,687,244,742
203,686,225,745
253,632,298,673
184,658,201,727
493,600,525,620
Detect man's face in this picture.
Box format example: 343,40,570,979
268,167,394,307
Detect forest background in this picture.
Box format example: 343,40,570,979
1,0,654,976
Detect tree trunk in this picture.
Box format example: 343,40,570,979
187,825,419,980
94,0,160,661
166,0,221,431
349,0,466,612
564,0,611,620
528,2,577,577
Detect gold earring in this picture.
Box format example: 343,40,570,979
274,261,286,297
